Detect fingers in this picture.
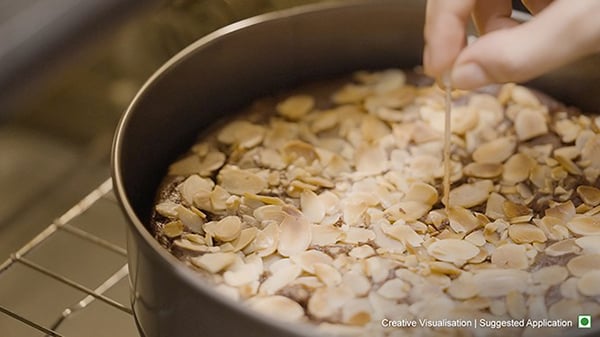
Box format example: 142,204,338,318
423,0,476,80
472,0,519,34
451,0,600,89
522,0,553,14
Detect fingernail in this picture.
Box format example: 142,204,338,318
451,63,489,89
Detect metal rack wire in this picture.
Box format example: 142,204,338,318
0,179,136,337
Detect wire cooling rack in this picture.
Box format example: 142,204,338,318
0,179,138,337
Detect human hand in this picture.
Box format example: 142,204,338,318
423,0,600,89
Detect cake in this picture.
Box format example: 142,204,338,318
151,69,600,337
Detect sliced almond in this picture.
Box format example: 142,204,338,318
307,286,353,319
168,155,202,176
231,227,258,252
373,69,407,93
405,182,438,205
162,220,184,238
198,151,226,174
386,200,431,222
175,205,204,233
223,261,261,287
278,206,312,257
311,223,343,246
485,192,507,220
282,140,318,164
209,216,242,242
548,299,582,322
343,271,371,297
190,252,236,273
491,244,529,269
470,93,504,118
210,185,231,211
243,193,284,206
554,146,583,175
463,162,503,178
178,175,214,205
472,137,516,164
545,239,581,257
314,263,342,287
260,263,301,295
276,95,314,120
560,277,581,300
531,265,568,286
250,296,304,322
451,105,479,134
342,227,376,244
217,166,267,195
348,245,376,259
511,85,541,107
253,205,285,223
575,236,600,254
354,144,388,175
577,270,600,296
506,291,527,319
489,300,507,316
503,201,532,222
555,118,581,143
217,120,265,148
508,224,547,243
341,298,372,326
577,186,600,206
156,201,180,218
377,279,409,300
372,220,406,253
301,190,325,224
567,254,600,277
173,239,216,253
503,153,534,183
364,256,394,283
545,201,576,222
361,114,391,142
447,207,480,233
427,239,480,266
448,180,494,208
514,108,547,141
332,84,370,104
567,215,600,236
465,230,486,246
473,269,529,297
253,222,279,257
381,221,424,246
580,134,600,181
292,250,334,274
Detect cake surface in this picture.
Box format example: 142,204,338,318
151,69,600,337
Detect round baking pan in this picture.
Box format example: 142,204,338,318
112,1,600,336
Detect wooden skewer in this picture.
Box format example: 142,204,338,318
442,73,452,209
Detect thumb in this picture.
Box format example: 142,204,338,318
450,0,600,90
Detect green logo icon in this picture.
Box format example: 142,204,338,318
579,315,592,329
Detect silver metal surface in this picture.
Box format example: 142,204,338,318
47,265,129,333
0,304,65,337
0,179,137,337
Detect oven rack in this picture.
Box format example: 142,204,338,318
0,179,137,337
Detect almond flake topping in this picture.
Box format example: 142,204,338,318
152,69,600,335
